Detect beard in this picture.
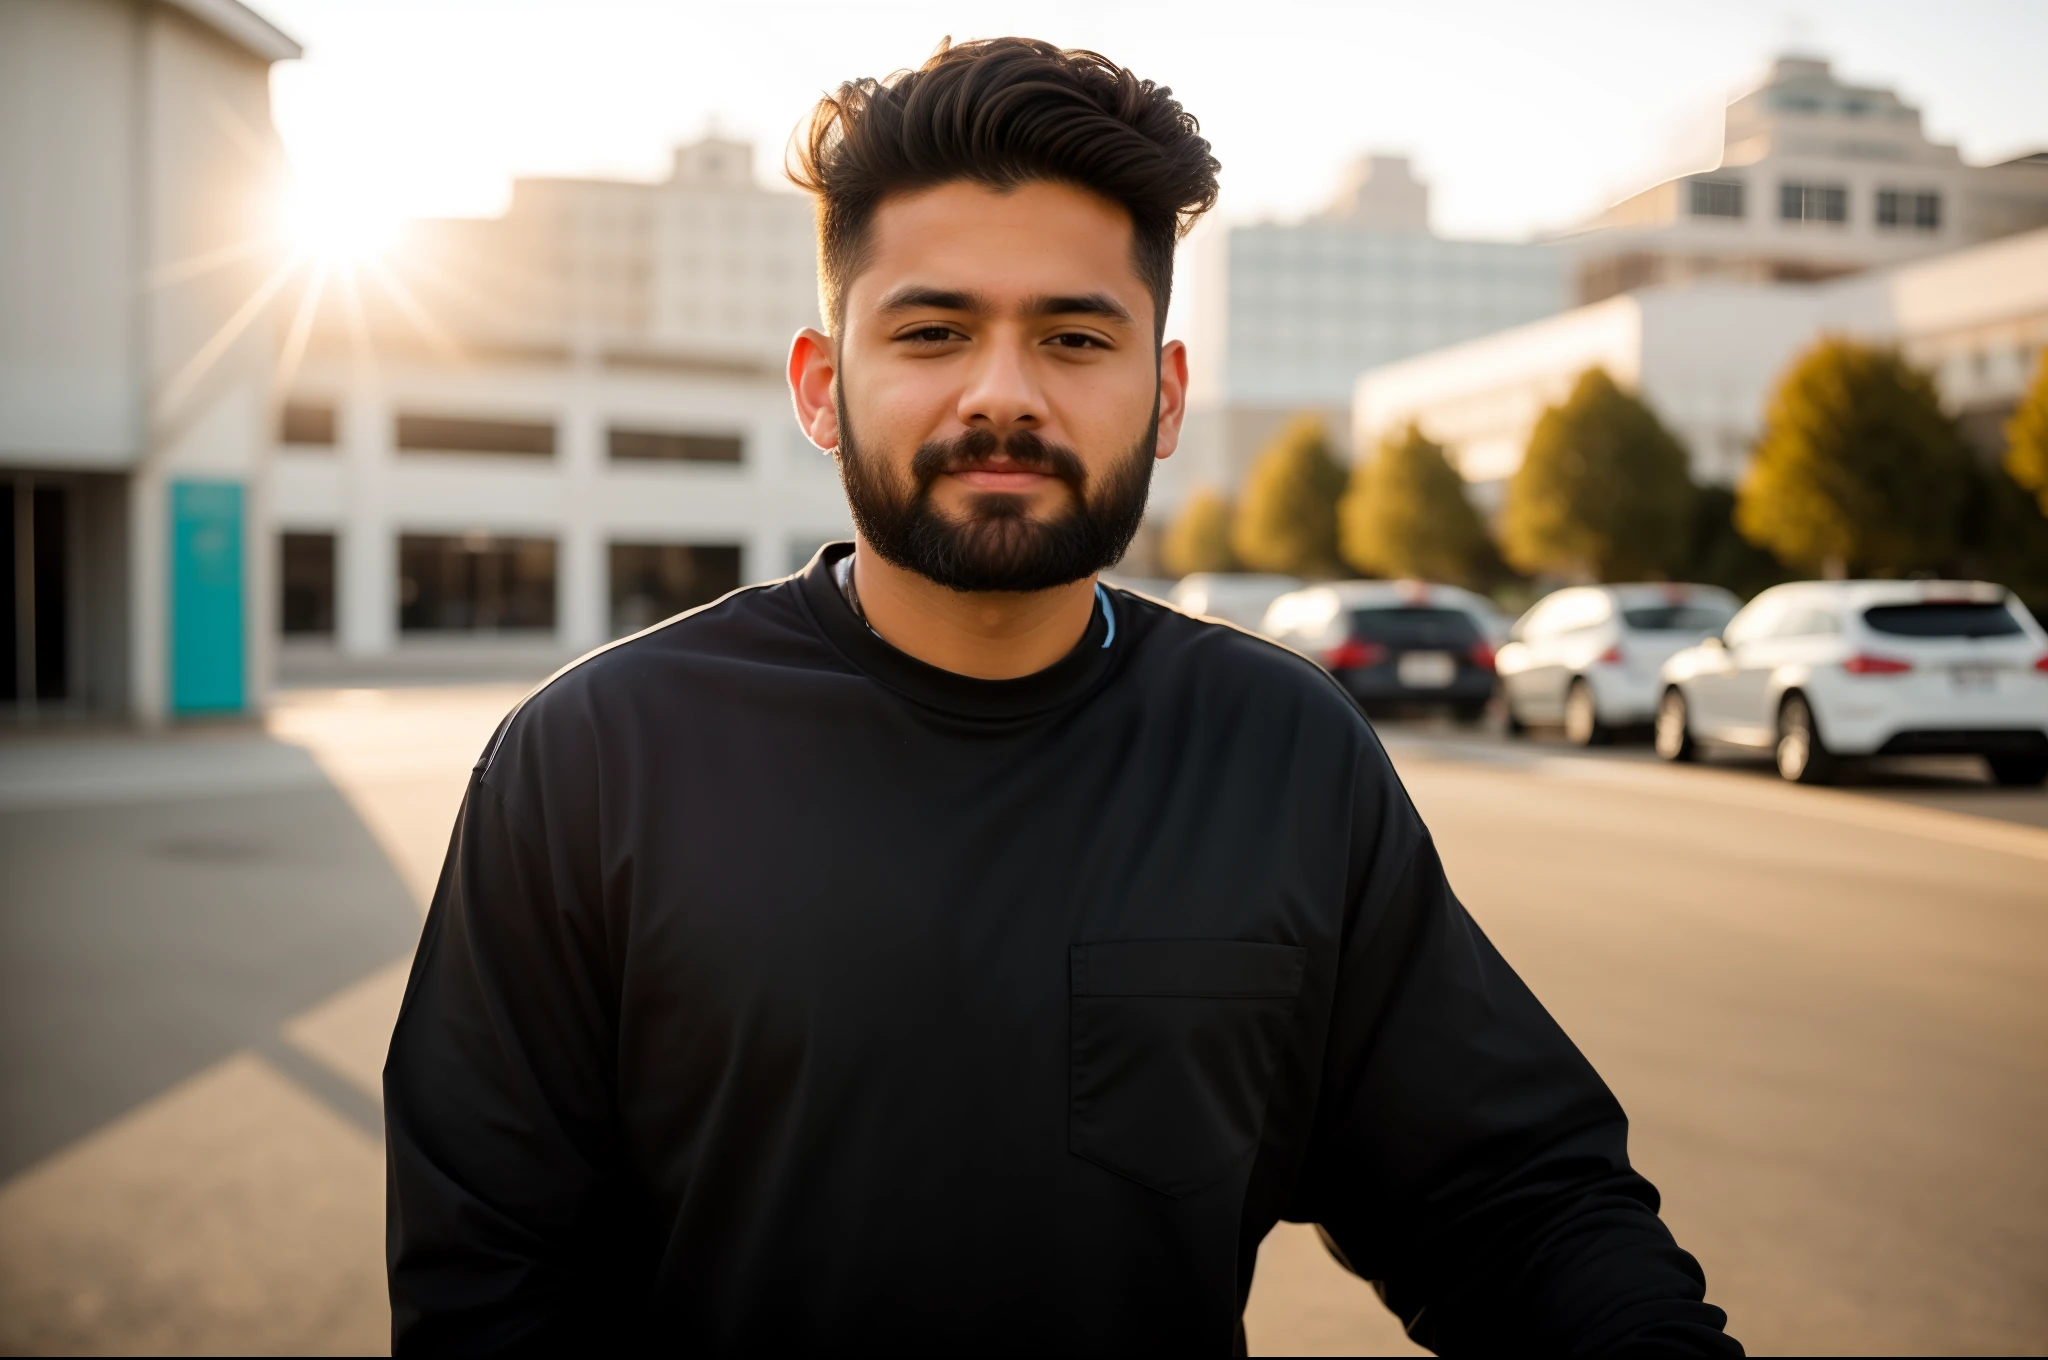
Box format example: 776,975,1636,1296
834,394,1157,593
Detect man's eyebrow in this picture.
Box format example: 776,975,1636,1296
876,285,987,313
1029,292,1135,324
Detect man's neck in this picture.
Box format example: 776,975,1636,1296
848,538,1098,680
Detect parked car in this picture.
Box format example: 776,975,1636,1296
1655,579,2048,785
1262,580,1500,722
1497,583,1741,745
1170,573,1303,632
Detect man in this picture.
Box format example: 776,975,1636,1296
385,38,1739,1356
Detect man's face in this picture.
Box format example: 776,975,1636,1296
793,179,1188,592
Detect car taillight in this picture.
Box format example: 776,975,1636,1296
1843,653,1913,675
1325,639,1386,671
2035,654,2048,673
1597,645,1625,666
1468,640,1496,671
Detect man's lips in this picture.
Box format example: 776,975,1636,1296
946,466,1057,493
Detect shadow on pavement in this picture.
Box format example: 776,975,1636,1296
0,733,423,1181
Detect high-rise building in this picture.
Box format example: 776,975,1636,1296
1557,56,2048,305
1169,156,1568,518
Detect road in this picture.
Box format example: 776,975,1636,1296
1,687,2044,1355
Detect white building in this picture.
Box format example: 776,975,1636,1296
1172,155,1567,511
1,0,300,721
1558,55,2048,304
271,138,852,679
1352,227,2048,502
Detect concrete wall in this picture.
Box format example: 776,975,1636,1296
272,350,851,663
0,0,144,464
1,0,291,723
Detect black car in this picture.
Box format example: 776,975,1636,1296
1264,584,1499,723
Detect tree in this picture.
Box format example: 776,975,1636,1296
1684,485,1792,599
1737,337,1971,576
1960,462,2048,621
1231,415,1348,578
1500,367,1696,581
1160,488,1237,576
2005,346,2048,518
1338,423,1501,587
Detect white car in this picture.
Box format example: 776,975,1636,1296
1169,573,1303,633
1655,579,2048,785
1496,584,1741,745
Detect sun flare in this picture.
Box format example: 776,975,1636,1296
282,175,404,264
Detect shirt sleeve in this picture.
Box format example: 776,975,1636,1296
383,722,647,1354
1291,782,1741,1357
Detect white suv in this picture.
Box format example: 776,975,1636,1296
1496,584,1741,745
1655,580,2048,785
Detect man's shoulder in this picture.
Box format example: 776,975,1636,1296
478,575,824,778
1109,586,1370,732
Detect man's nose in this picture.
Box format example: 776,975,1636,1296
956,333,1044,434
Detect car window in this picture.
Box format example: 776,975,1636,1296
1771,607,1841,637
1350,607,1480,649
1862,602,2022,638
1522,590,1606,639
1722,597,1784,646
1621,604,1737,632
1514,596,1563,641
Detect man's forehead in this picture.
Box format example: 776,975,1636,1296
853,179,1147,314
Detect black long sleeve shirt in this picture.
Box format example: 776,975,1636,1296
384,543,1738,1356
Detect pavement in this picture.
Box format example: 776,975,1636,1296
2,687,2045,1355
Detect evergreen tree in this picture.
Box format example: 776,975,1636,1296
1961,462,2048,621
1684,485,1792,599
2005,347,2048,518
1339,424,1501,587
1160,488,1237,576
1231,415,1349,578
1500,367,1695,581
1736,338,1970,576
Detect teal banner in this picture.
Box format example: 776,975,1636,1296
170,480,245,714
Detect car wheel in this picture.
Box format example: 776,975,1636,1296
1501,687,1528,738
1452,702,1488,728
1563,678,1609,747
1988,753,2048,787
1654,688,1696,763
1775,692,1839,785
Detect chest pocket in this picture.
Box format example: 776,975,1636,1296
1069,940,1306,1199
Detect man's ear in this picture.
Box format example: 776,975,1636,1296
787,327,840,451
1153,339,1189,460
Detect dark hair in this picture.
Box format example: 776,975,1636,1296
788,37,1220,337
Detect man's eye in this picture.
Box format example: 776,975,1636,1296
903,326,958,343
1049,333,1105,350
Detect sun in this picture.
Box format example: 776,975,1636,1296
281,173,404,264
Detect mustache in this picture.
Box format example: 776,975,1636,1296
909,428,1087,492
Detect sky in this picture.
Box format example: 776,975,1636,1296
261,0,2048,244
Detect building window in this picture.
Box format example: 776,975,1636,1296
395,414,556,457
1688,179,1745,219
280,402,337,446
607,427,745,463
1779,182,1848,223
608,542,742,635
280,532,336,636
1877,189,1940,230
398,534,557,633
